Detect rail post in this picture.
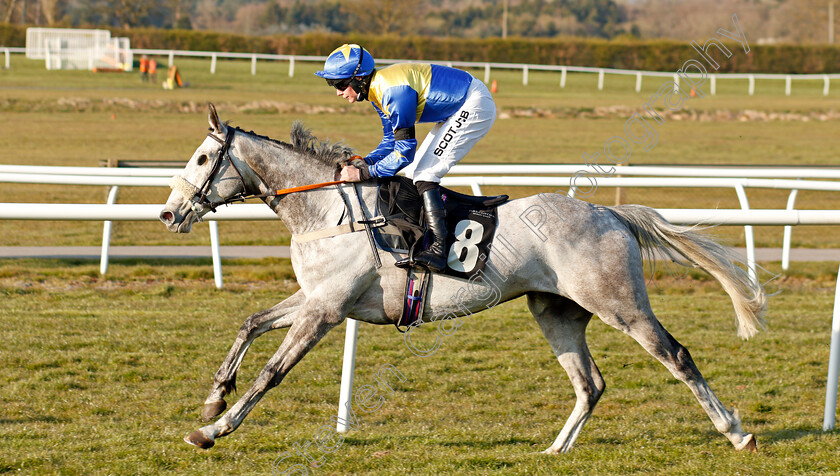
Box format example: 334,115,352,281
824,264,840,431
734,184,757,283
782,188,799,271
209,220,223,289
99,185,120,275
337,318,360,432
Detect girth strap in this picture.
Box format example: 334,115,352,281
292,222,363,244
291,217,394,244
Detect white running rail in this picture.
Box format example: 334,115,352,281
3,163,839,275
5,163,840,438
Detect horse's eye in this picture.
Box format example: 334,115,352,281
197,155,208,166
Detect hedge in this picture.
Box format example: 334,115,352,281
3,23,840,74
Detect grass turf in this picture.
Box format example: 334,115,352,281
0,260,838,474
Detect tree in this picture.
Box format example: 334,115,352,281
192,0,232,32
166,0,196,29
342,0,425,35
40,0,68,25
111,0,159,29
259,0,283,29
234,2,262,35
787,0,835,43
3,0,18,22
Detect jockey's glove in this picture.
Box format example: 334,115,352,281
347,155,372,181
354,162,372,181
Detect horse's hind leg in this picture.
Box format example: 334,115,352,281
202,289,305,421
592,290,757,452
527,292,604,454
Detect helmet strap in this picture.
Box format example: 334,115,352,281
350,69,375,102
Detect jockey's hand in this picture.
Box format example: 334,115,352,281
339,164,362,182
338,155,371,182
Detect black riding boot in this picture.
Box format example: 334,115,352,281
396,189,448,272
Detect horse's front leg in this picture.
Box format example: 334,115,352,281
186,299,345,449
202,289,307,422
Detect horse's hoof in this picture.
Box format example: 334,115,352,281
738,434,757,453
184,430,215,449
201,400,226,422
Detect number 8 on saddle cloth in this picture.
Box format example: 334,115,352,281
373,176,507,281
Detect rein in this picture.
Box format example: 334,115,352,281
176,127,347,215
274,180,346,196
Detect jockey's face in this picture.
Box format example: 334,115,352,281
336,84,360,103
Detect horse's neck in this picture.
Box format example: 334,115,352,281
236,136,345,236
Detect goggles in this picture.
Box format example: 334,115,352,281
326,78,353,90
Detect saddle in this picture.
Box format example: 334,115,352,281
373,176,507,268
372,176,508,331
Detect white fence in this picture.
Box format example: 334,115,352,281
129,47,840,97
2,46,25,69
2,163,839,279
2,44,838,95
3,163,840,436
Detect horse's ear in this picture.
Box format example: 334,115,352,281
208,103,224,134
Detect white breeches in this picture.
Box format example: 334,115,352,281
403,78,496,184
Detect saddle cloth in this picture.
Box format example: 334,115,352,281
373,176,508,280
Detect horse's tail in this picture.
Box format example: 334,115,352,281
608,204,767,339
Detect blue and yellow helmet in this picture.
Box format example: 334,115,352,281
315,44,375,80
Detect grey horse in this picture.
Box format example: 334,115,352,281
160,105,766,453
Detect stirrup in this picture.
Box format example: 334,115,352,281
395,256,414,269
411,251,447,273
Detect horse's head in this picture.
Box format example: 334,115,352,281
159,104,249,233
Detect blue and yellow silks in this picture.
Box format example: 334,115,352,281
364,63,473,177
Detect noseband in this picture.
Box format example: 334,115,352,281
171,126,346,219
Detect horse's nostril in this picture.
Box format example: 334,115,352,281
161,211,174,223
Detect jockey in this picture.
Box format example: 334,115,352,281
316,44,497,272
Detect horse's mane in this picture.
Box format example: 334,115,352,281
235,121,354,168
288,121,355,167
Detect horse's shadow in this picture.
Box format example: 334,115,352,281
760,423,830,444
0,415,70,424
342,434,538,450
342,428,828,455
586,421,827,449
